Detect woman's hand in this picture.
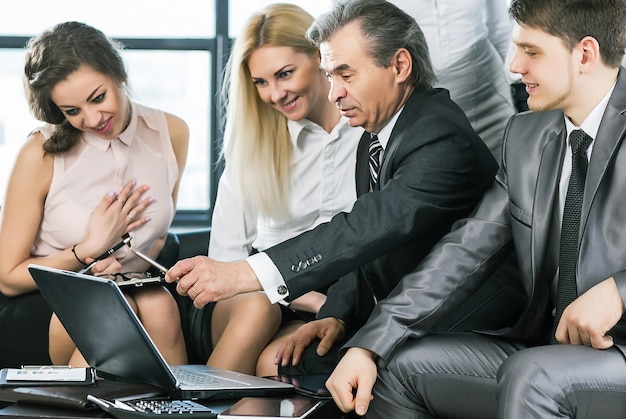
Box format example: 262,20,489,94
86,255,122,275
288,291,327,314
76,180,153,260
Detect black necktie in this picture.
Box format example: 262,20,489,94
551,129,593,343
368,134,383,192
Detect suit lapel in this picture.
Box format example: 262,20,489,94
581,83,626,234
355,131,372,197
582,113,626,228
378,90,427,186
532,126,565,282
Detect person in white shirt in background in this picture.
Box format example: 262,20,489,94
186,3,363,376
390,0,516,160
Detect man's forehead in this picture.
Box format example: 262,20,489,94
320,22,365,62
512,22,562,49
320,35,364,71
319,40,332,58
320,40,346,71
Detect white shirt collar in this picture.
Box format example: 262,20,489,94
564,82,615,141
288,116,353,147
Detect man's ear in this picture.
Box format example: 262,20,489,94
578,36,601,72
391,48,412,83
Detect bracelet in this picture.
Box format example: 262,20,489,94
71,244,87,266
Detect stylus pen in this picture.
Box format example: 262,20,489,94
129,247,169,275
77,234,132,274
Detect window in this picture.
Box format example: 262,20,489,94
0,1,332,227
229,1,333,37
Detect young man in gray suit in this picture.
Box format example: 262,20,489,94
166,0,500,371
327,0,626,417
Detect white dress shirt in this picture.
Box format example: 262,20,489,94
390,0,512,71
210,116,362,273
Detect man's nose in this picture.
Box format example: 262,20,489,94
328,80,346,105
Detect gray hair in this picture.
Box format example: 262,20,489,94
306,0,436,89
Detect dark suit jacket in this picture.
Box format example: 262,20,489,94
349,69,626,362
264,87,498,327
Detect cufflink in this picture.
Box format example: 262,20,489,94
277,285,288,295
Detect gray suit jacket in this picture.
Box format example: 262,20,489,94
349,69,626,362
264,87,498,325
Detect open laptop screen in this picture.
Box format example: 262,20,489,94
28,264,178,388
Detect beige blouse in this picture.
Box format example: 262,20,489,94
31,102,179,272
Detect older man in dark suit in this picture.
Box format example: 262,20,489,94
327,0,626,417
166,0,500,371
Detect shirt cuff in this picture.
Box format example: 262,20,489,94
246,252,289,304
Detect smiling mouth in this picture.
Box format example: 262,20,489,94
281,98,298,108
93,117,111,131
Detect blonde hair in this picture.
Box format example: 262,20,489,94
220,3,317,219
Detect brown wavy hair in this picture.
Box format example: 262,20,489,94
24,21,128,154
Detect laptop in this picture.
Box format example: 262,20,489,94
28,264,294,400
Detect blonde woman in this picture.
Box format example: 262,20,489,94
187,3,363,375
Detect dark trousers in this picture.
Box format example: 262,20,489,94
369,332,626,419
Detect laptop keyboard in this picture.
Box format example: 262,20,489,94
127,399,215,416
173,368,248,388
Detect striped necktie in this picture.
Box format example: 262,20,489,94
368,134,383,192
